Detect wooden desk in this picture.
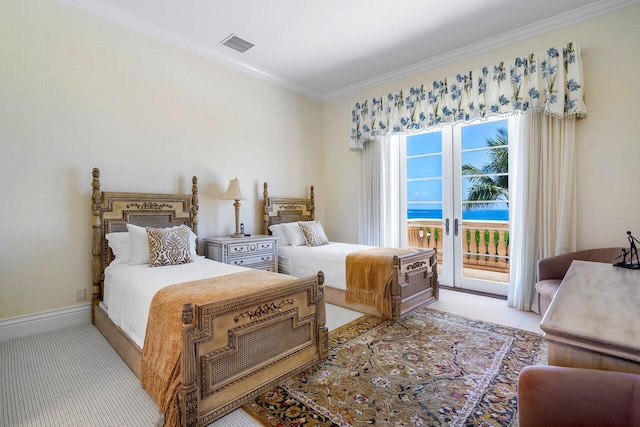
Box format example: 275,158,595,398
540,260,640,374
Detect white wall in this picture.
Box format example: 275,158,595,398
0,0,324,319
322,5,640,251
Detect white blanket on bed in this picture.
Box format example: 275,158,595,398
103,258,247,348
279,242,375,291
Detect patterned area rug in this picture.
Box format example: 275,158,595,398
245,307,545,426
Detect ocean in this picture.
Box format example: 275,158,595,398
408,209,509,221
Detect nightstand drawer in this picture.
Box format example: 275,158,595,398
229,253,274,266
228,241,274,254
252,263,277,272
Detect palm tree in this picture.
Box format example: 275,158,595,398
461,127,508,209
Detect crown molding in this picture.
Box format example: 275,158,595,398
323,0,640,101
56,0,325,101
57,0,638,103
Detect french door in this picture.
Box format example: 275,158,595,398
401,117,513,296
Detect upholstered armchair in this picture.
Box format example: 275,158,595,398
535,247,622,316
518,365,640,426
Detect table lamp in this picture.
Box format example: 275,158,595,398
222,177,246,238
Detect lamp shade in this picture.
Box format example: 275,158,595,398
222,178,245,200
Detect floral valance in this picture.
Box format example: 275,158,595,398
350,42,586,150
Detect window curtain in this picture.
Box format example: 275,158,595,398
350,42,585,150
353,42,585,312
359,135,401,247
509,113,577,311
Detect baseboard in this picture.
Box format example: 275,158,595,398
439,285,507,300
0,304,91,342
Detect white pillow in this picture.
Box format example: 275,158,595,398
268,224,290,246
126,224,150,264
299,221,329,247
126,223,199,264
282,222,306,247
105,232,132,265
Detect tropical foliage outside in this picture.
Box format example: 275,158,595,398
461,127,509,209
461,126,509,247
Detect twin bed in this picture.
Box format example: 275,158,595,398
262,182,439,321
91,169,438,426
91,168,327,426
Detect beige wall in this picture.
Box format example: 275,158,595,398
2,1,639,321
0,0,324,319
322,5,640,250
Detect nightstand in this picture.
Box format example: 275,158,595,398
204,235,278,272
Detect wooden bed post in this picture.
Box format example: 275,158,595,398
263,182,269,235
191,176,199,253
309,185,315,220
91,167,102,324
431,249,439,300
179,303,198,427
391,256,401,321
316,271,329,361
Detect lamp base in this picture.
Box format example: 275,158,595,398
230,232,244,238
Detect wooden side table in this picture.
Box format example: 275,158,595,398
204,235,278,272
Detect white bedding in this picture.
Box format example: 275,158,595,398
278,242,374,291
103,258,247,348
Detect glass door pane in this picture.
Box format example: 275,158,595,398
454,119,510,295
405,130,451,285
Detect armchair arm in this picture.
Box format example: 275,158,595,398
537,252,579,282
537,247,623,282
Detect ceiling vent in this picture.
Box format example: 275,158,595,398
220,34,254,53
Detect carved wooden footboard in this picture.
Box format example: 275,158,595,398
390,249,438,321
262,182,439,322
177,273,327,425
91,169,328,426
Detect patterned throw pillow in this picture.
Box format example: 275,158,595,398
146,225,193,267
299,221,329,247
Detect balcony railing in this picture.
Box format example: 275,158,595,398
407,220,510,274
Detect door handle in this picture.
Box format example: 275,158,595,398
444,218,450,236
454,218,459,237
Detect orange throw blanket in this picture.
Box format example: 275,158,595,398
345,247,415,318
140,270,298,427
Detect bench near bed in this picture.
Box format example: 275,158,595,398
262,182,439,322
91,168,328,426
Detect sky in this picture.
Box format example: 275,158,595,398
406,119,508,220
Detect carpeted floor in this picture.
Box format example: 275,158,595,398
246,307,547,426
0,303,362,427
0,324,162,427
1,297,543,426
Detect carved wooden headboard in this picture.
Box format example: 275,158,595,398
90,167,198,321
262,182,314,235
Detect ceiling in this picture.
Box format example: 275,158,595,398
63,0,636,100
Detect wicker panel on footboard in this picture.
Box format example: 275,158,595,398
179,273,327,425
